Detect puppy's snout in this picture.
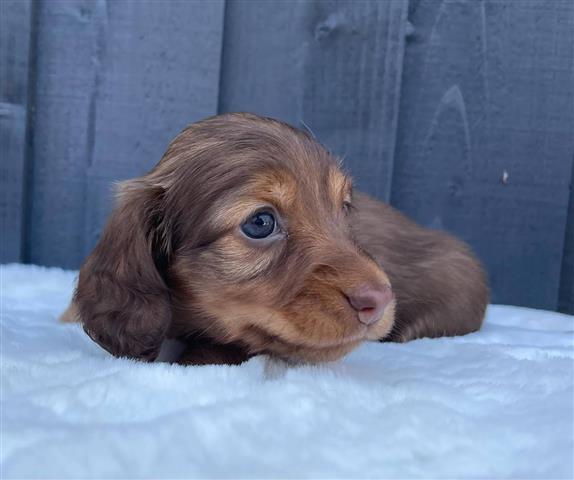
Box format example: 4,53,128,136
346,285,393,325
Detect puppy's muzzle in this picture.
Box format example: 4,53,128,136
345,284,394,325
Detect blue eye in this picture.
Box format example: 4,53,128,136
241,211,276,239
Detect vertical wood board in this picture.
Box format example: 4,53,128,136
559,157,574,314
0,0,32,263
391,0,574,309
300,0,408,201
27,0,225,268
219,0,310,126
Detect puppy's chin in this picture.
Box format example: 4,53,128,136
265,301,396,364
190,297,396,364
268,339,364,364
260,308,394,364
304,304,396,363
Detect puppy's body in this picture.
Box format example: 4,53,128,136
64,113,488,365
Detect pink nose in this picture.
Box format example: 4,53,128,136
346,285,393,325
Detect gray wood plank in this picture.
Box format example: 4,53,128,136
219,0,408,200
26,0,113,268
391,0,574,310
0,0,32,263
27,0,225,268
219,0,310,126
558,156,574,314
301,0,408,201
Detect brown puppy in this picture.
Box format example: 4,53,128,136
63,113,488,365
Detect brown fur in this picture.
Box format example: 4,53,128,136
66,113,488,365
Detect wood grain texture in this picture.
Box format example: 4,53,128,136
26,0,225,268
391,0,574,310
301,0,408,201
219,0,408,200
0,0,32,262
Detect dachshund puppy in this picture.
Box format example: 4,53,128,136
63,113,488,365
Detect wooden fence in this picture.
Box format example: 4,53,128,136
1,0,573,313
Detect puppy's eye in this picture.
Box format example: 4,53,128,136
343,200,352,213
241,211,276,239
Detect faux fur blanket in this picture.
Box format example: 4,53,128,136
1,264,572,479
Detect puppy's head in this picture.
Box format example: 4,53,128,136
76,113,395,364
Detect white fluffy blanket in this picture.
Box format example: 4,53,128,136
1,264,573,479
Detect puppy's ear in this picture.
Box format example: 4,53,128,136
75,178,172,362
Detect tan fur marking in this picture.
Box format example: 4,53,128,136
59,302,80,323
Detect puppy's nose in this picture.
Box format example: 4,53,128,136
346,285,393,325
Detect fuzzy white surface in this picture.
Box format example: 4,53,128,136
1,263,573,479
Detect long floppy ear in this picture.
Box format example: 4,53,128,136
74,178,172,362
